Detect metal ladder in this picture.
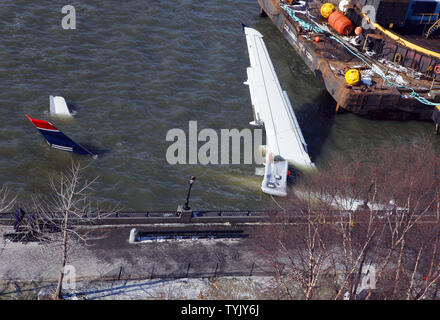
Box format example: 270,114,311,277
425,17,440,38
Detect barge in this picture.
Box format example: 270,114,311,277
257,0,440,120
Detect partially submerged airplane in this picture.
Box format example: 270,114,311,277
243,25,314,197
26,115,95,156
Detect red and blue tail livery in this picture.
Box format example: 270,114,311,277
26,115,94,156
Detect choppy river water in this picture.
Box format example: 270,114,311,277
0,0,435,211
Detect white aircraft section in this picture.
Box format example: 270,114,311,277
261,152,288,197
243,26,314,169
50,96,71,116
243,26,314,196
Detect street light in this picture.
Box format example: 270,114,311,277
183,176,196,210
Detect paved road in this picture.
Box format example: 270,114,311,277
0,226,267,283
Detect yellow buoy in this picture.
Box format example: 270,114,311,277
321,3,335,19
345,69,361,86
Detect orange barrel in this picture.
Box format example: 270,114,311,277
328,11,353,35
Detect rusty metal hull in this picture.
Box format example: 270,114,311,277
257,0,440,120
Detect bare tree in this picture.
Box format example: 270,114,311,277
0,184,17,214
361,138,440,300
0,185,16,254
253,136,440,300
254,196,334,300
0,185,17,297
28,161,113,299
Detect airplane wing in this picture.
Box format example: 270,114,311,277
243,26,314,196
243,26,314,168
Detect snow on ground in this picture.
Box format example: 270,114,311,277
63,276,276,300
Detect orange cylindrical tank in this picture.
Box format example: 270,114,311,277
328,11,353,35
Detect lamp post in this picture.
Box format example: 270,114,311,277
183,176,196,210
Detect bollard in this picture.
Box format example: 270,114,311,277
150,263,155,280
177,205,193,223
129,228,138,243
186,263,191,278
117,266,123,281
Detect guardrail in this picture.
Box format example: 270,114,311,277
0,210,273,226
1,209,439,227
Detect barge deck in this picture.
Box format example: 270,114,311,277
257,0,440,120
